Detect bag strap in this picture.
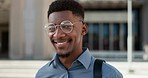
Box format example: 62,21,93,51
94,59,105,78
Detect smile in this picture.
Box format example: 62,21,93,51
52,38,72,48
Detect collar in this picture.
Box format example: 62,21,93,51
77,48,92,69
48,54,58,67
48,48,92,69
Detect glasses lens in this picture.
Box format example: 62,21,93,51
61,21,73,33
47,23,56,33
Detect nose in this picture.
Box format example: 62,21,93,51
53,26,66,38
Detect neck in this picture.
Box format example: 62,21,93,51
59,48,83,69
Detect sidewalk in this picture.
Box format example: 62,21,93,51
109,62,148,78
0,60,148,78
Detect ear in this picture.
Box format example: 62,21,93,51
82,23,88,35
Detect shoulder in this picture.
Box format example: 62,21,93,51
102,62,123,78
35,61,53,78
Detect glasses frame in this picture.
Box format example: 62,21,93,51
44,20,83,34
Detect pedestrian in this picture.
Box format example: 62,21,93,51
36,0,123,78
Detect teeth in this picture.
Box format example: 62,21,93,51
52,38,71,45
57,42,64,44
54,39,68,43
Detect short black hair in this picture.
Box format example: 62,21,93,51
47,0,84,20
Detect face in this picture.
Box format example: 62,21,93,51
47,11,87,58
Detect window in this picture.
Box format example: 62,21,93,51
83,10,141,51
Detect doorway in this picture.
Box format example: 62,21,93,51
0,31,9,59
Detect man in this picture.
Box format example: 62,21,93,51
36,0,123,78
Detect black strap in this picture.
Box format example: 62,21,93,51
94,59,105,78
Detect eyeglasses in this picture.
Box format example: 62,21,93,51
44,20,83,34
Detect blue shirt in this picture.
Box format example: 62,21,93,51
36,48,123,78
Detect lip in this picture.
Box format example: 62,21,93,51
52,38,72,48
53,39,68,43
56,41,68,48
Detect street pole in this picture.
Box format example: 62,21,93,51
127,0,134,73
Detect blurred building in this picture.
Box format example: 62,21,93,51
0,0,148,61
